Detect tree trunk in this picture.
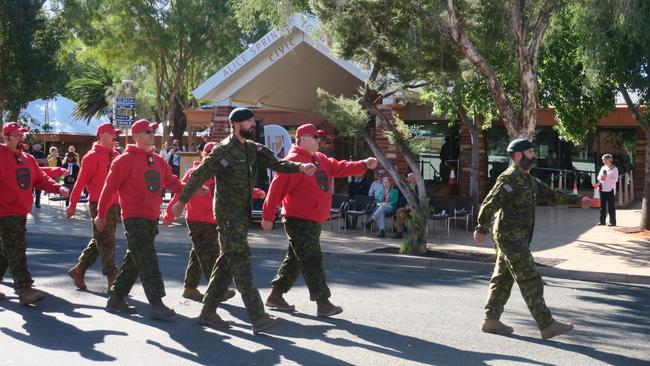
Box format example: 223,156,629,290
642,130,650,230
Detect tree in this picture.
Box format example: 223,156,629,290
573,0,650,229
0,0,66,124
426,0,558,140
66,64,115,123
60,0,252,142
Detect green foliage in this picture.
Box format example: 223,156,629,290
315,88,368,138
66,64,114,123
538,4,615,144
0,0,66,120
385,116,425,156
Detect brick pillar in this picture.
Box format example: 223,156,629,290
375,103,409,177
459,125,489,199
209,106,234,142
318,120,338,156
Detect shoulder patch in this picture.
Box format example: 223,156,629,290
503,184,513,193
256,144,264,153
219,158,229,168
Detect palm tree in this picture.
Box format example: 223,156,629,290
67,64,115,124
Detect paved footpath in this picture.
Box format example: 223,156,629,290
28,198,650,284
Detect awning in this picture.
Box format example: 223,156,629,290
193,14,366,113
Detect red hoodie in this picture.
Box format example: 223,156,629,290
263,145,367,223
68,142,120,209
0,144,63,217
164,161,267,224
97,145,183,221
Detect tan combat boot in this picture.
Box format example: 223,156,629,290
68,262,88,290
265,287,295,311
151,300,176,320
18,287,45,306
541,321,574,340
316,299,343,317
182,287,204,302
251,314,283,335
199,309,233,328
480,319,514,335
106,294,137,314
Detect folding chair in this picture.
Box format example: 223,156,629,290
346,195,376,232
329,194,350,231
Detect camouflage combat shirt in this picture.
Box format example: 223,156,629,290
178,135,301,224
475,164,581,244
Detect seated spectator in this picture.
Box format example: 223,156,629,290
393,173,418,239
368,169,386,200
365,177,398,237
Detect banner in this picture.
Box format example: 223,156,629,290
264,124,293,181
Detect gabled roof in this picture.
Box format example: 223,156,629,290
192,14,366,113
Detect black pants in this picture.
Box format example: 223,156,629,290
600,190,616,225
34,189,41,206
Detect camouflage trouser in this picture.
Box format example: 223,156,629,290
484,240,554,329
395,207,411,233
183,221,221,289
111,218,166,303
77,203,119,276
0,216,33,289
271,218,330,301
202,220,264,318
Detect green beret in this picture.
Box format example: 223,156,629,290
507,138,534,152
229,107,254,122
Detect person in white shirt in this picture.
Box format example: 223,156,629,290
597,154,618,226
368,169,386,200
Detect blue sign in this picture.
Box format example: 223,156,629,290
114,97,135,103
114,103,136,109
115,120,133,126
102,108,112,115
114,115,132,121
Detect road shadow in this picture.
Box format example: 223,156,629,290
0,293,126,361
271,312,552,366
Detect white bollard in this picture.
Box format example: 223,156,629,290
550,173,554,189
618,175,624,205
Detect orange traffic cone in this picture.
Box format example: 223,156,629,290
591,183,601,209
448,166,457,185
569,181,581,208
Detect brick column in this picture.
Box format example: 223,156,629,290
375,103,409,177
459,125,489,199
209,106,234,142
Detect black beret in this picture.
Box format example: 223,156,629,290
507,138,534,152
229,107,254,122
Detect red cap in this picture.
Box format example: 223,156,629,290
296,124,325,139
96,123,121,136
3,122,28,135
131,119,158,135
203,141,216,154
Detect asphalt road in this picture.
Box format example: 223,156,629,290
1,233,649,365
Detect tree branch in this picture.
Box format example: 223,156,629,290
619,85,649,132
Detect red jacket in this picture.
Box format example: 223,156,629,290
165,161,266,224
262,145,367,223
97,145,183,221
42,167,67,179
69,142,120,209
0,144,63,217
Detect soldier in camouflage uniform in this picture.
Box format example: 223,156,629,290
261,124,376,317
172,107,317,334
95,119,188,320
474,138,592,340
163,141,264,302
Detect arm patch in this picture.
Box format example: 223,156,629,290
503,184,513,193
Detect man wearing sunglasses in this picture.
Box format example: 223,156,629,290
94,119,191,320
262,123,377,317
66,123,122,292
0,122,69,305
172,107,317,334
